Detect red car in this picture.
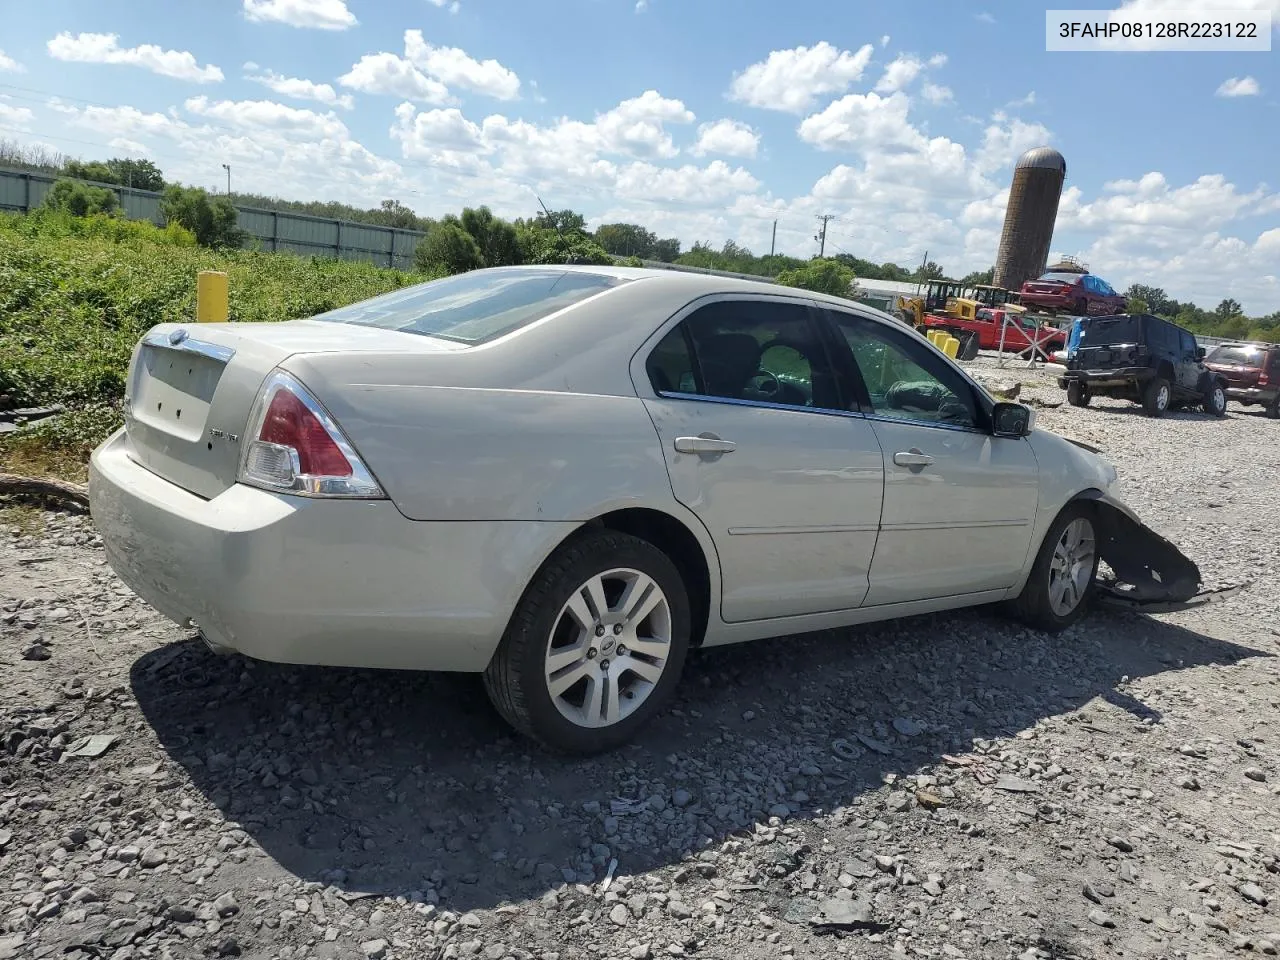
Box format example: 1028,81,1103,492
1019,272,1127,316
920,308,1066,359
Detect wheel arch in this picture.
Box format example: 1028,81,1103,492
502,505,720,652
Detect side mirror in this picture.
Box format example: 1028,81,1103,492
992,401,1035,438
1196,347,1206,360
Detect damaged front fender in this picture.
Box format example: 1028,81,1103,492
1080,492,1250,613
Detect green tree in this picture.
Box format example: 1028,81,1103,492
651,237,681,262
377,199,421,229
595,223,657,258
458,206,521,267
533,208,587,234
1127,297,1149,314
106,157,165,191
960,266,995,286
515,218,610,265
1125,284,1169,316
775,258,857,298
160,184,244,249
63,160,118,184
1216,298,1243,320
414,222,483,274
912,260,945,281
43,178,120,217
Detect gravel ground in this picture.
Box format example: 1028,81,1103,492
3,367,1279,960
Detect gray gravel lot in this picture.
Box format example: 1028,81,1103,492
2,365,1279,960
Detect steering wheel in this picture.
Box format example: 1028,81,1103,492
745,370,781,397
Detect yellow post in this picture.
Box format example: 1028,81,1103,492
196,270,229,323
926,330,939,346
943,335,960,359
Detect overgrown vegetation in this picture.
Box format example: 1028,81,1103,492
0,210,433,477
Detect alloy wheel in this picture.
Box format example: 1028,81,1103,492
1048,518,1096,617
544,568,672,729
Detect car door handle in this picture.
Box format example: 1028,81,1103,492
674,436,737,455
893,450,934,467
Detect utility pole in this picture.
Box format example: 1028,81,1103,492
815,214,835,258
222,163,231,196
770,219,777,257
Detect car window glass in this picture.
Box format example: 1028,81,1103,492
1181,331,1196,354
827,312,978,429
646,326,698,394
670,300,839,409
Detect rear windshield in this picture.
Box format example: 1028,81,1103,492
1207,345,1265,366
1081,315,1141,345
1036,273,1081,283
310,269,626,344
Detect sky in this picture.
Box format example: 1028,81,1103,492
0,0,1278,313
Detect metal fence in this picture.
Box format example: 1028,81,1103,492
0,167,425,270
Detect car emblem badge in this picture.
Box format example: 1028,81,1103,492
169,328,189,346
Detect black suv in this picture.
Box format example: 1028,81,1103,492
1058,313,1228,418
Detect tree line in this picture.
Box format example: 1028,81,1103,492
10,141,1276,330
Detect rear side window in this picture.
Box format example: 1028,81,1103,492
311,269,625,344
1040,272,1082,283
1209,346,1266,366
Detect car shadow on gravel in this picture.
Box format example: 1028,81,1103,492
129,609,1268,913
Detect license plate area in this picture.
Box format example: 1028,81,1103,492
132,344,228,441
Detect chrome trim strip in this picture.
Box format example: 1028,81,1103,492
881,519,1030,531
728,524,881,535
655,390,867,420
654,390,992,436
143,330,236,364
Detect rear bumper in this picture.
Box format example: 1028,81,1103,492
88,429,575,672
1057,367,1150,388
1224,386,1277,404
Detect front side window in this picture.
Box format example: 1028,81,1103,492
827,311,978,429
311,269,625,344
647,299,840,409
1180,330,1197,355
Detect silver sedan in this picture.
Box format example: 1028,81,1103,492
89,266,1213,753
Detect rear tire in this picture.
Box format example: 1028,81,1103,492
1202,381,1227,417
1066,381,1090,407
1006,503,1099,634
1266,395,1280,419
1142,377,1171,417
483,529,690,754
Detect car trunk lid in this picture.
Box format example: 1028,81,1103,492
123,321,464,500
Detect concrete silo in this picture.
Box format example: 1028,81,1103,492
992,146,1067,293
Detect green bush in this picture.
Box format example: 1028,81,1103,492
0,211,434,472
160,184,245,249
415,222,483,274
44,179,120,218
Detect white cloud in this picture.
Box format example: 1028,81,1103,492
426,0,463,11
1217,76,1261,97
1006,91,1037,108
184,96,350,142
728,41,875,113
593,90,695,159
874,55,924,93
391,102,486,166
404,30,521,100
880,35,891,47
0,101,34,128
614,160,760,204
927,54,948,68
46,32,223,83
976,11,996,23
108,137,151,156
245,68,355,109
691,119,760,158
242,0,357,30
922,83,954,105
339,53,453,105
798,91,924,152
975,114,1054,173
636,0,649,11
0,49,24,73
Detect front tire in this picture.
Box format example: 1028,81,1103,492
1142,377,1171,417
1006,504,1100,634
1267,395,1280,419
484,529,690,754
1203,381,1227,417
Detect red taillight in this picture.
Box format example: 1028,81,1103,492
1260,371,1270,386
239,369,383,498
258,388,352,477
